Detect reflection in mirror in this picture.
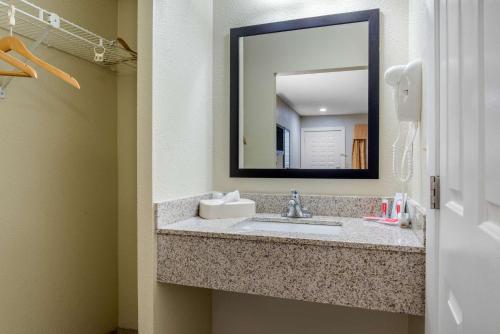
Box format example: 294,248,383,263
239,21,369,170
275,69,368,169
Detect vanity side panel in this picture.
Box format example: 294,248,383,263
157,234,425,315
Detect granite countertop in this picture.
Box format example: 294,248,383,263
157,213,425,253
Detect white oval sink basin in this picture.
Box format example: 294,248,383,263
240,220,342,236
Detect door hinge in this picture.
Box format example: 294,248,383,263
430,176,440,209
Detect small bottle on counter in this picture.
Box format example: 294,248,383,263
381,199,389,218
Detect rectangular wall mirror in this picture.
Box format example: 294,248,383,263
230,9,379,178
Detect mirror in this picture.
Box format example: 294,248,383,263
230,10,379,178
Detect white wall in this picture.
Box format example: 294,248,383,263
138,0,214,333
152,0,215,326
301,114,368,169
0,1,119,333
276,97,301,168
213,0,409,196
408,0,431,205
408,1,438,334
152,0,214,202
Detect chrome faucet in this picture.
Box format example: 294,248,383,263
281,190,312,218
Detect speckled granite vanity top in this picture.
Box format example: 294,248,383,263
156,193,426,315
157,214,424,253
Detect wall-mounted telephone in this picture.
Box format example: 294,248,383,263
384,60,422,183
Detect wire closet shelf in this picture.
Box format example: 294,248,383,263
0,0,137,68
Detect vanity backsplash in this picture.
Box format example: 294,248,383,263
242,193,384,218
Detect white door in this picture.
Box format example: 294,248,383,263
301,127,345,169
439,0,500,333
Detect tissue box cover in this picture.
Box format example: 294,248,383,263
199,199,256,219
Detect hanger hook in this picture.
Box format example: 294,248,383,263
8,4,16,36
94,39,106,62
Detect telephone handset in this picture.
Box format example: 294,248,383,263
384,60,422,183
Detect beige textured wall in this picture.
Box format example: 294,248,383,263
213,292,419,334
117,0,138,330
137,0,155,331
0,1,119,333
213,0,409,196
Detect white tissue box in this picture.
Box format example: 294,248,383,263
199,198,256,219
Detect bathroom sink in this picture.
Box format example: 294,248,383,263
239,217,342,236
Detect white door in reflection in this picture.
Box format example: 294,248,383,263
301,127,345,169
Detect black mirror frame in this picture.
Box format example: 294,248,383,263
230,9,380,179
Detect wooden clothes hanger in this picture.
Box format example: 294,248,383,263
0,36,80,89
0,49,37,78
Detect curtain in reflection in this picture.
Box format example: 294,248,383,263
352,124,368,169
